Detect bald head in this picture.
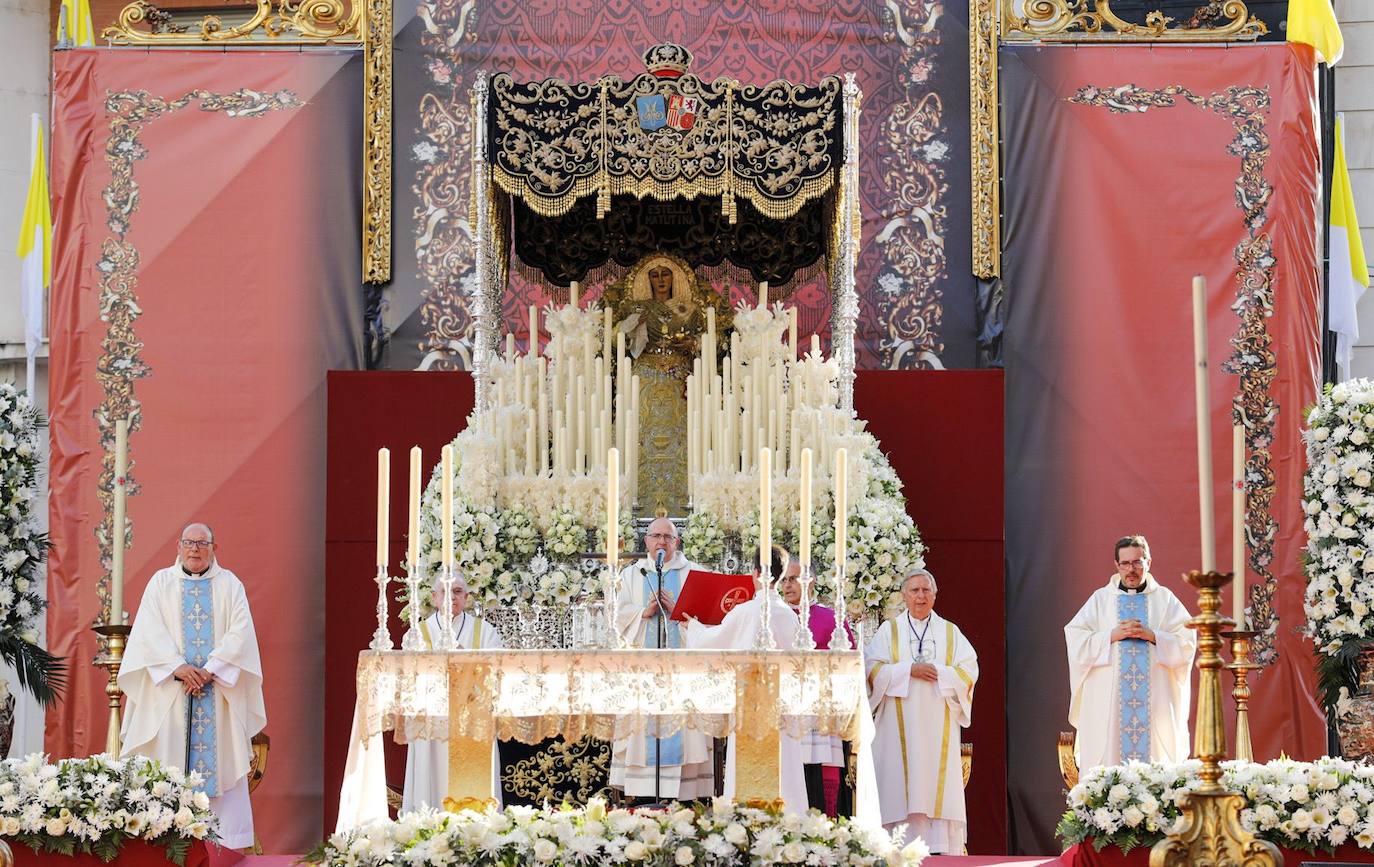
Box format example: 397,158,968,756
177,522,217,574
645,517,679,561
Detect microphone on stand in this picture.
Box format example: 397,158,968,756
651,546,667,808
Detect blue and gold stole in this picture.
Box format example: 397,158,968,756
643,566,683,765
182,575,218,795
1116,591,1151,762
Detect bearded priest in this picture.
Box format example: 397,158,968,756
865,568,977,854
1064,534,1196,770
610,516,715,801
119,523,265,851
402,576,505,812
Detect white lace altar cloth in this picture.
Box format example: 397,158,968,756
355,648,865,745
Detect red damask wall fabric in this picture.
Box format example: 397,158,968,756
47,49,362,854
1001,44,1323,853
384,0,976,371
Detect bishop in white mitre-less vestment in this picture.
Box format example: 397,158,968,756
865,570,976,854
119,532,265,851
681,567,809,814
1064,551,1196,771
610,518,715,800
402,604,504,812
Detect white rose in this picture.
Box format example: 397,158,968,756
532,839,557,862
724,822,748,845
1315,427,1331,441
781,841,806,862
675,845,695,865
624,841,649,861
1122,806,1145,827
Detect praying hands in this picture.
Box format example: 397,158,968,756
173,663,213,695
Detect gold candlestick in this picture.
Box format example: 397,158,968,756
1150,570,1280,867
1223,628,1260,763
92,622,131,757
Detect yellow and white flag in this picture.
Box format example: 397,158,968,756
1287,0,1343,66
16,114,51,398
1330,114,1369,380
59,0,95,46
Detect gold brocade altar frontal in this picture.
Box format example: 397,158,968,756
355,648,864,746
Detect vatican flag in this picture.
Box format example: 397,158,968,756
59,0,95,46
16,114,50,398
1287,0,1342,65
1330,115,1369,381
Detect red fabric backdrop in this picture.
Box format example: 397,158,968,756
1000,44,1324,852
321,370,1007,851
46,50,363,854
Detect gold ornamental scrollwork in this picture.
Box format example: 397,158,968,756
102,0,361,43
361,0,392,282
1001,0,1267,42
970,0,999,279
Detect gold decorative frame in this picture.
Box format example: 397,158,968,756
970,0,999,279
1001,0,1268,42
101,0,393,285
969,0,1268,279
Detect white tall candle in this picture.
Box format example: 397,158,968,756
408,446,421,569
111,419,129,625
376,448,390,568
526,411,537,476
603,305,613,362
800,447,813,571
787,308,798,359
834,447,848,576
530,304,540,356
607,448,620,577
571,280,581,308
441,444,454,567
1192,276,1216,572
1233,423,1246,624
758,281,768,309
760,447,772,578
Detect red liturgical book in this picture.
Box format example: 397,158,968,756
670,570,756,624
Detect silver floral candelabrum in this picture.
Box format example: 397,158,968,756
603,559,627,649
437,562,458,650
829,561,851,650
794,566,817,651
754,561,776,651
369,565,393,651
401,558,425,651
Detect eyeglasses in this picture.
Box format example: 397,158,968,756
1117,559,1147,569
180,539,213,550
645,533,676,541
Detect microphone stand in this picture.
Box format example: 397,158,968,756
650,550,665,808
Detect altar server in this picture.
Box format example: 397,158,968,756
682,544,809,813
1064,534,1196,770
402,576,504,812
119,523,265,850
610,517,715,800
778,557,853,815
865,568,977,854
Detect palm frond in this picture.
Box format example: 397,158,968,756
0,633,66,707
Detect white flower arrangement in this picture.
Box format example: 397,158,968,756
306,798,927,867
1,753,216,864
1059,757,1374,855
684,510,726,564
0,383,58,705
1302,379,1374,710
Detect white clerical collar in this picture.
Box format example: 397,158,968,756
907,612,933,626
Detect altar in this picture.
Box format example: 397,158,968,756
335,647,878,829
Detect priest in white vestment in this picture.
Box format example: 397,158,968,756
682,545,809,814
1064,534,1196,771
865,569,977,854
119,523,265,851
402,577,505,812
610,517,715,800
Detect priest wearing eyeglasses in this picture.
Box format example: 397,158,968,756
863,568,977,854
119,523,265,851
609,517,715,801
1064,534,1196,771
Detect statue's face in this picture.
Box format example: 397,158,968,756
648,266,674,300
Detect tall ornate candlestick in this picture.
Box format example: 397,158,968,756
830,447,852,650
92,622,131,756
402,446,424,650
370,566,392,651
1151,569,1278,867
437,564,457,651
1223,628,1259,762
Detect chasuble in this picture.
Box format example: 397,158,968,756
865,611,977,853
401,610,504,812
119,561,265,849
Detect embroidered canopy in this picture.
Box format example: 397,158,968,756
488,43,844,223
